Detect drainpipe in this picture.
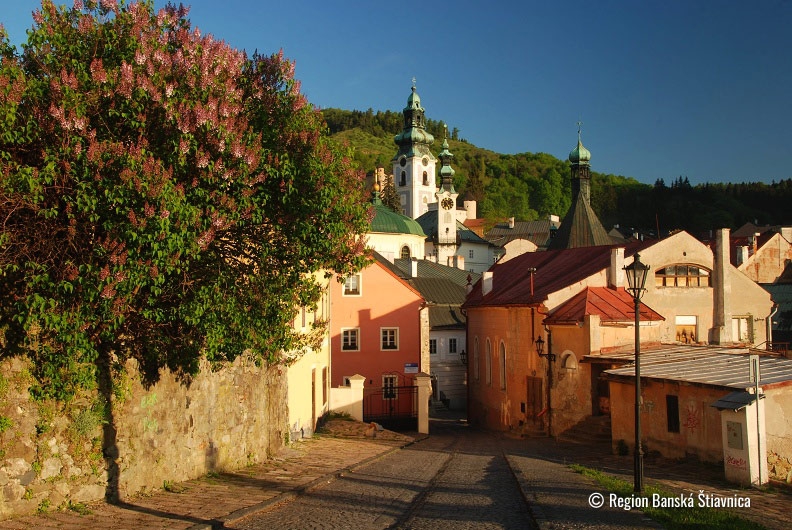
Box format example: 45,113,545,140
766,303,779,350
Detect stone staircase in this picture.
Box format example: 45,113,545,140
557,415,612,444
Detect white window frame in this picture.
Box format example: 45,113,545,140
381,327,399,351
341,328,360,351
343,274,362,296
449,338,457,354
383,374,398,400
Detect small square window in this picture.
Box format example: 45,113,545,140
343,274,361,296
469,250,474,258
381,328,399,350
429,339,437,354
449,338,457,354
342,329,359,351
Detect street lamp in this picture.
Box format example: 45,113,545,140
459,349,467,366
624,252,650,493
535,335,555,361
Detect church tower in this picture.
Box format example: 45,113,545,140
548,124,612,250
434,129,459,265
393,81,436,219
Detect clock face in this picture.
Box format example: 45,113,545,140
422,157,429,166
441,198,454,210
399,157,407,167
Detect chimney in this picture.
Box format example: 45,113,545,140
482,271,494,296
781,227,792,243
466,274,473,295
737,246,749,265
456,255,465,270
410,258,418,278
752,232,760,255
464,200,477,220
712,228,732,344
609,247,625,288
508,217,515,229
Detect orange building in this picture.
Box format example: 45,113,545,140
329,252,427,424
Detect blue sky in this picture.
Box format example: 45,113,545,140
2,0,791,185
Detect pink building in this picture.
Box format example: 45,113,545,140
329,253,427,424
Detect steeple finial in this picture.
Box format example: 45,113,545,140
577,120,583,141
412,77,416,90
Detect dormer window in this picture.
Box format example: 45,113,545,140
655,265,711,287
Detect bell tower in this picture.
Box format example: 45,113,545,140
434,128,459,265
393,80,436,219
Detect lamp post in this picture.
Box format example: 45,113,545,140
624,253,650,493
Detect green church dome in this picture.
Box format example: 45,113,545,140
370,191,427,236
569,128,591,164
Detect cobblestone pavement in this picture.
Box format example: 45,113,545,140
0,412,788,529
230,418,659,530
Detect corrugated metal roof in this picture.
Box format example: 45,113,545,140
464,241,652,308
545,286,664,324
600,344,792,390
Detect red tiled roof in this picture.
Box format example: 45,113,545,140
463,241,653,308
545,286,664,324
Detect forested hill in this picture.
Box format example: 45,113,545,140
321,108,792,233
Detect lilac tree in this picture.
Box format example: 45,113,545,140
0,0,370,400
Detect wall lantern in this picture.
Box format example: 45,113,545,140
459,349,467,366
535,335,555,361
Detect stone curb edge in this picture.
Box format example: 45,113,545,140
187,434,429,530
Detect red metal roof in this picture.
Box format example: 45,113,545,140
464,241,652,308
545,286,664,324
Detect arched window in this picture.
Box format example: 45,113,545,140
655,264,711,287
422,171,429,185
400,171,406,186
485,338,492,386
473,337,480,381
499,342,507,390
400,246,411,259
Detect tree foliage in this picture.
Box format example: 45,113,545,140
0,0,370,400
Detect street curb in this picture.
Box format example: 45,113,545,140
188,434,429,530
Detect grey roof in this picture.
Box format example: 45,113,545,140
392,258,480,288
408,277,467,304
485,219,561,249
547,193,614,250
599,344,792,390
429,305,466,330
415,212,495,247
711,391,763,411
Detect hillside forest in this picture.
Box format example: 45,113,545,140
322,108,792,235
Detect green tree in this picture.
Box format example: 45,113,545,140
0,0,370,401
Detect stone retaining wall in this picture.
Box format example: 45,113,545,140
0,354,287,518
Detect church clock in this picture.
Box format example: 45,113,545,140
441,197,454,210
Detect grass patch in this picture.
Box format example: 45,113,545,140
63,500,92,515
570,464,766,530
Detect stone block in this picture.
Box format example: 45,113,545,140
40,457,62,480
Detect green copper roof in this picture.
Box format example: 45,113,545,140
393,83,434,158
370,191,427,236
569,127,591,164
438,133,456,192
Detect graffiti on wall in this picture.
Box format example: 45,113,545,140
682,403,700,431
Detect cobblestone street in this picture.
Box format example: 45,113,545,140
230,418,658,530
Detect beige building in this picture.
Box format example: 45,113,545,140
285,275,332,441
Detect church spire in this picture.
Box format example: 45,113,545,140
438,126,456,194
